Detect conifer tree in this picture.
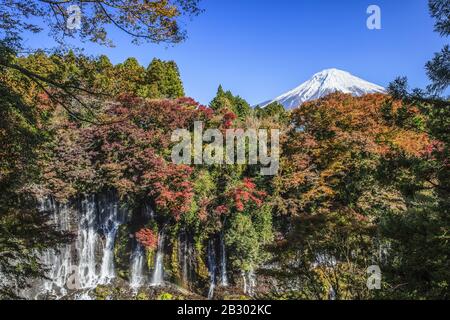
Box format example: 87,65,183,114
209,85,251,118
146,58,185,99
426,0,450,94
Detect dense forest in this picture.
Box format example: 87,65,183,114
0,0,448,300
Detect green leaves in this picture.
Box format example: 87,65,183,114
210,86,251,119
145,58,185,99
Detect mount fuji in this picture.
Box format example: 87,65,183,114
258,68,385,109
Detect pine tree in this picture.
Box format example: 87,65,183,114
165,61,185,98
426,0,450,95
115,58,146,96
209,85,251,118
145,58,185,99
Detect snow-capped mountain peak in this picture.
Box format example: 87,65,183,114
259,68,385,109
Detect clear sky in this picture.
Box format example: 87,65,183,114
23,0,449,105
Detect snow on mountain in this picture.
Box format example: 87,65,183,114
258,68,385,109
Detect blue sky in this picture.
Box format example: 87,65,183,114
23,0,448,105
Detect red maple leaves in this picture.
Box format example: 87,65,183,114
145,161,194,221
223,111,237,129
135,228,158,249
231,178,266,212
222,178,266,213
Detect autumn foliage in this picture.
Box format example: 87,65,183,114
227,178,266,212
135,228,158,249
222,111,237,128
278,92,434,216
43,95,213,220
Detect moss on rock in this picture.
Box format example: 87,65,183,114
94,285,112,300
171,238,182,285
146,247,156,270
157,292,174,300
114,224,131,280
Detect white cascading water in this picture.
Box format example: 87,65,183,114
143,203,154,219
40,198,72,298
35,193,125,299
207,239,216,299
77,196,99,288
220,235,228,287
129,203,155,290
98,198,121,284
242,269,256,296
182,236,189,286
151,231,165,286
130,243,145,290
34,195,244,299
329,287,336,300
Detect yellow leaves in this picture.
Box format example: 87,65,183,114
301,185,335,206
391,130,431,157
357,186,407,214
281,92,436,220
286,171,307,186
293,92,434,158
321,156,347,178
149,0,180,18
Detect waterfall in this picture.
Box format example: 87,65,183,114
75,193,125,290
151,231,165,286
77,196,99,288
143,203,154,219
242,272,246,295
32,193,261,299
40,198,72,297
130,243,145,290
98,196,122,284
242,269,256,296
207,239,216,299
328,287,336,300
220,235,228,287
179,231,193,287
182,236,188,285
32,195,243,300
33,192,126,299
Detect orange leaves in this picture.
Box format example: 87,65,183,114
421,139,446,158
135,228,158,249
227,178,266,212
214,205,229,215
291,92,433,158
281,92,435,217
199,178,266,225
389,130,432,157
